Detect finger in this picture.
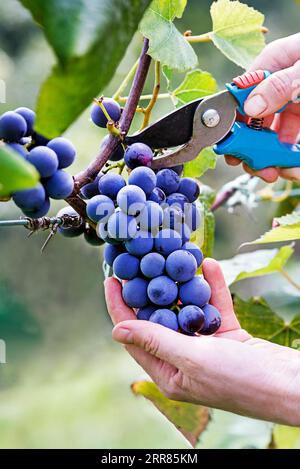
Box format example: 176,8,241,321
126,344,178,387
202,258,240,333
104,277,136,324
277,111,300,143
279,167,300,182
244,60,300,117
224,155,242,166
248,33,300,72
112,319,193,369
242,163,279,183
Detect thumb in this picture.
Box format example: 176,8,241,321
112,319,193,368
244,61,300,117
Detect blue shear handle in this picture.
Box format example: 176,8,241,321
214,122,300,170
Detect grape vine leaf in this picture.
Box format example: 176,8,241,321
220,245,294,286
272,425,300,449
139,0,198,71
244,223,300,245
0,144,39,197
19,0,151,137
131,380,210,447
173,70,218,106
183,147,218,178
234,296,300,347
210,0,265,69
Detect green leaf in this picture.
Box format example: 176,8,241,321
210,0,265,68
184,147,218,178
273,425,300,449
220,245,294,286
173,70,218,106
274,211,300,226
0,144,39,197
132,380,210,447
234,296,300,347
244,223,300,245
21,0,151,137
140,0,198,71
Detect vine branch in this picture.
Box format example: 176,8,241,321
65,38,151,221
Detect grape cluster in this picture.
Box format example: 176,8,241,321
0,107,76,218
84,138,221,335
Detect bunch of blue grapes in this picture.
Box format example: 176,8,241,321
84,103,222,335
0,107,76,218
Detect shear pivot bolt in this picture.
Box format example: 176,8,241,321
202,109,220,128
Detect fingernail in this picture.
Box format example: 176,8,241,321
244,94,267,116
113,327,134,344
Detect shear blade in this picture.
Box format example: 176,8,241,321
125,99,202,148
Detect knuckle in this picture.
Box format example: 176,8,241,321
269,72,292,100
143,334,160,356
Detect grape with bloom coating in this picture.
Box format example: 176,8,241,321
182,242,203,267
201,304,222,335
154,229,182,256
149,309,178,331
147,187,166,204
107,211,137,241
27,146,58,178
178,178,200,203
124,143,153,169
166,249,197,283
125,230,154,257
156,169,180,195
140,252,165,278
179,276,211,307
0,111,27,142
128,167,156,195
137,305,157,321
117,185,146,216
98,173,126,200
91,98,121,128
147,275,178,306
47,137,76,169
13,183,46,211
15,107,35,136
113,253,140,280
104,244,125,266
122,277,149,308
80,174,102,199
86,195,115,223
44,170,74,199
23,198,50,219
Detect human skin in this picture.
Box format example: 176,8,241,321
225,33,300,182
104,258,300,426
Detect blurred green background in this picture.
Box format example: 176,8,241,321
0,0,299,449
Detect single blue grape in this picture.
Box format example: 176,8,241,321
178,305,205,334
162,206,183,231
98,173,126,200
56,206,85,238
140,252,165,278
107,211,137,241
128,167,156,195
166,249,197,283
125,230,154,257
98,223,122,245
86,195,115,223
44,170,74,199
27,146,58,178
103,243,125,266
80,174,102,199
47,137,76,169
200,304,222,335
137,304,157,321
154,229,182,256
166,192,189,211
122,277,149,308
178,178,200,203
179,276,211,307
147,275,178,306
156,169,180,195
13,183,46,211
7,143,27,158
149,309,178,331
182,242,203,267
113,253,140,280
0,111,27,142
185,202,201,232
124,143,153,169
22,197,50,219
84,226,104,246
139,201,163,233
15,107,36,136
147,187,166,204
91,98,121,128
117,185,146,216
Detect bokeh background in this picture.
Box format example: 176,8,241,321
0,0,299,449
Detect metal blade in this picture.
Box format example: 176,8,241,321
151,91,237,170
125,99,202,148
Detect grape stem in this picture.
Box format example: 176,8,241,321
185,26,269,43
279,268,300,291
141,61,161,130
112,58,140,102
65,38,151,222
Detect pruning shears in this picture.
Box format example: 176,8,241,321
125,70,300,171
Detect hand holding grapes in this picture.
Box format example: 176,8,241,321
105,258,300,426
226,33,300,182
